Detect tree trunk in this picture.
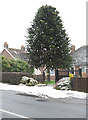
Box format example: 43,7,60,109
47,68,50,82
55,68,58,83
43,71,45,83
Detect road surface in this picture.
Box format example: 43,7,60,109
0,90,86,119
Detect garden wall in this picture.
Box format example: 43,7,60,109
1,72,42,85
71,77,88,92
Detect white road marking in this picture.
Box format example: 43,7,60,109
0,109,28,118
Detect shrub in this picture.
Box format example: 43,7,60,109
1,56,34,75
20,76,38,86
54,77,71,90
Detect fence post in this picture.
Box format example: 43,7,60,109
47,68,50,82
71,78,73,90
55,68,58,83
79,69,82,77
72,70,74,75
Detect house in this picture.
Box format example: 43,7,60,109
2,42,87,77
45,45,88,79
71,45,88,77
1,42,29,62
1,42,41,75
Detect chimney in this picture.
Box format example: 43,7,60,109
71,45,75,53
21,45,25,52
4,42,8,49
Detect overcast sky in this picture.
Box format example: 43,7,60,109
0,0,87,52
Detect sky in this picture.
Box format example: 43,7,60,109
0,0,87,52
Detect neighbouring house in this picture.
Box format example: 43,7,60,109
2,42,87,78
71,45,88,77
45,45,88,80
1,42,28,62
1,42,41,75
41,45,76,80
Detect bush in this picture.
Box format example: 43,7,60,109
1,56,11,72
1,56,34,75
20,76,38,86
54,77,71,90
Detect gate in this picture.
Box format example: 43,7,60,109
58,70,69,80
55,69,82,82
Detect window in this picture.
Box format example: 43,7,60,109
82,67,85,73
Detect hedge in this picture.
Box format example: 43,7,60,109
1,72,43,85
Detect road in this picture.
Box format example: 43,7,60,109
0,90,86,119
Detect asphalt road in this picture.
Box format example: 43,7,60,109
0,90,86,119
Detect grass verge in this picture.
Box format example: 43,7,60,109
45,80,55,85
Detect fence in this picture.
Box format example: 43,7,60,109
71,77,88,92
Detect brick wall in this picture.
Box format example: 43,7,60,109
1,49,13,59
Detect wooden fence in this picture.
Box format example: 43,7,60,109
71,77,88,92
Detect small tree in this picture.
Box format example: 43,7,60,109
26,5,72,82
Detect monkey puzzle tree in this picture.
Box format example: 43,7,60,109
26,5,72,82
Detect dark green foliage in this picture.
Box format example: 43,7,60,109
26,5,72,69
1,56,11,72
1,56,34,74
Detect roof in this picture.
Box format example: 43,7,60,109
72,45,88,66
1,47,29,62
